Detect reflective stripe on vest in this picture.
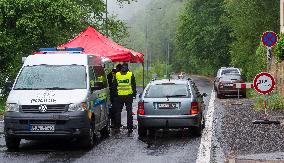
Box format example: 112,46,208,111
116,71,133,95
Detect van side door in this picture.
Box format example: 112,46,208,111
93,66,110,125
88,66,101,126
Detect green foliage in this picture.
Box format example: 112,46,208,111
0,98,4,114
173,0,279,79
249,90,284,110
0,0,129,89
244,43,267,80
223,0,279,80
275,34,284,62
175,0,231,76
123,0,185,66
131,63,172,86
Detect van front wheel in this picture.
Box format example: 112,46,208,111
80,124,95,150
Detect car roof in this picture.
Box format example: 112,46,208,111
150,79,189,85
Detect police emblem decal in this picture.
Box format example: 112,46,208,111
39,105,47,112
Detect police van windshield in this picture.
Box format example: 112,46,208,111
14,65,86,90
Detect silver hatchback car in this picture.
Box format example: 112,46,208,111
137,79,207,137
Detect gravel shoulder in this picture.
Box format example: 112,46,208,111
215,97,284,162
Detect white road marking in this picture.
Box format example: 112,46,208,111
196,90,215,163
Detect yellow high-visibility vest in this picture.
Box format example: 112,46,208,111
116,71,133,95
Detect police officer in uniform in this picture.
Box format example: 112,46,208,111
113,63,136,135
107,64,122,127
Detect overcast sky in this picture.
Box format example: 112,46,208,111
108,0,151,22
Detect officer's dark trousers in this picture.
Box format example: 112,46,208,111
109,94,115,126
113,95,133,130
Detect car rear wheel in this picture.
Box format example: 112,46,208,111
138,124,147,138
148,129,155,138
190,123,203,137
217,92,222,99
5,136,20,151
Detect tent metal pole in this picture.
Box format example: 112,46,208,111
142,62,145,90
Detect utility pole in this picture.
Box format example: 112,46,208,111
145,20,149,82
281,0,284,33
144,7,162,81
166,42,170,77
105,0,109,37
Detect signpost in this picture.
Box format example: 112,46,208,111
252,72,279,124
253,72,275,95
261,31,278,47
261,31,278,71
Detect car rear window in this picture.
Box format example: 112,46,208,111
145,84,190,98
221,68,240,75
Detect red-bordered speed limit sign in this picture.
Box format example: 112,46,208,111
253,72,275,94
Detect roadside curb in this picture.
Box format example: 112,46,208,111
228,158,284,163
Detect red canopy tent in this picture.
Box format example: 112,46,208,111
58,26,144,63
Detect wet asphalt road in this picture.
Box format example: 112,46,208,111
0,75,213,163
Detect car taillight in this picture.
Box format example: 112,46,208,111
190,102,199,115
137,101,145,115
218,82,224,88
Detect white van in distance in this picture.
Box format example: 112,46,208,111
4,49,110,150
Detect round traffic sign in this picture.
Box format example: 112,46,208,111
261,31,278,47
253,72,275,94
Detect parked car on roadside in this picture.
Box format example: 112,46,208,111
137,79,207,138
214,67,245,98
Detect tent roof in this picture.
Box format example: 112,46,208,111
58,26,144,63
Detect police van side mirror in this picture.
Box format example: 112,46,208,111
5,81,13,93
92,81,104,91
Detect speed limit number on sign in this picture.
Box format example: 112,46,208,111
253,72,275,94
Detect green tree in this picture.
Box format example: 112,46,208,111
224,0,279,80
175,0,231,75
0,0,129,88
124,0,185,67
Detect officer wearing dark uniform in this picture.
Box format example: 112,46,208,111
113,63,136,135
107,64,122,127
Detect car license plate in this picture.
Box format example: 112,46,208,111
158,103,178,109
30,124,55,132
224,83,233,86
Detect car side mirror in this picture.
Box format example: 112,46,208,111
139,93,142,98
201,93,207,97
92,81,104,91
5,80,13,92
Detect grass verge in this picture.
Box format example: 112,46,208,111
247,89,284,110
0,98,5,115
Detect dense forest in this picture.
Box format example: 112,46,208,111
0,0,281,87
125,0,279,81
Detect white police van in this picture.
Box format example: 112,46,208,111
4,48,110,150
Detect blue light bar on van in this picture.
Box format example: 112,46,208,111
39,47,84,53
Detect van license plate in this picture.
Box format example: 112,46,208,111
30,124,55,132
